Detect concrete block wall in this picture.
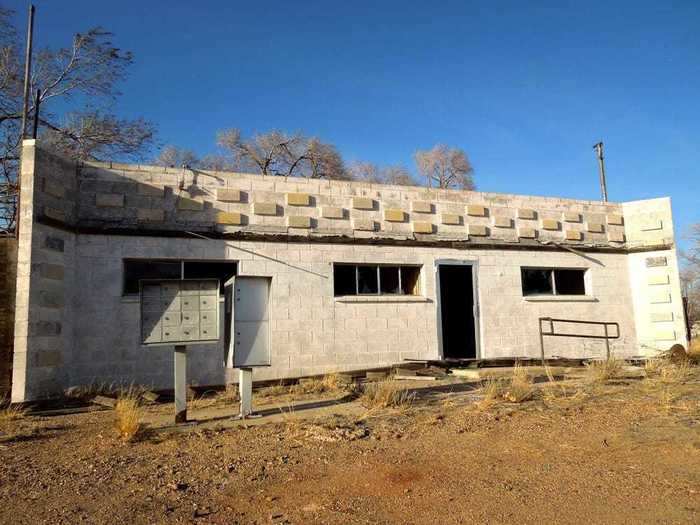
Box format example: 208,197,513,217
0,236,17,398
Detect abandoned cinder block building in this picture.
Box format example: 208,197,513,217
4,140,689,402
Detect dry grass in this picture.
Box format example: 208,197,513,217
290,374,348,396
584,357,623,383
476,363,535,409
257,382,289,398
114,392,143,442
688,339,700,362
0,399,27,435
360,380,415,410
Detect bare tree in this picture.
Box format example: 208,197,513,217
414,144,475,190
215,128,349,180
155,145,200,168
349,161,417,186
681,223,700,328
0,11,156,231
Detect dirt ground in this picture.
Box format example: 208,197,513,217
1,367,700,525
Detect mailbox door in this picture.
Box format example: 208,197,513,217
230,276,271,367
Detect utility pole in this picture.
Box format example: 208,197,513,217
593,141,608,202
20,4,35,139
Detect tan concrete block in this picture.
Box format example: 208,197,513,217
518,208,537,220
650,311,674,323
640,218,663,231
138,184,165,197
441,213,461,225
384,209,406,222
44,179,65,198
288,215,312,228
607,214,623,226
35,350,62,368
467,204,487,217
649,289,671,304
411,201,433,214
137,209,165,222
468,224,488,236
286,192,311,206
493,216,512,228
44,206,66,222
587,222,604,233
216,211,243,225
542,219,560,231
96,193,124,207
653,329,676,341
412,221,434,234
40,264,64,281
177,194,204,210
253,202,279,216
518,227,536,239
608,231,625,243
563,212,581,223
565,230,582,241
353,219,377,231
217,188,243,202
647,273,670,285
322,206,345,219
352,197,375,210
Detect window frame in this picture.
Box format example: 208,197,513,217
122,258,237,296
520,266,588,297
333,263,421,297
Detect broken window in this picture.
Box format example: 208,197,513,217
333,264,421,296
123,259,237,295
521,268,587,296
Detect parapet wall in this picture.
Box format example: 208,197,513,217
0,236,17,398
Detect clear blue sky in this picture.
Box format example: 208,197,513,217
8,0,700,248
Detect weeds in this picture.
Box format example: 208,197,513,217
290,374,348,396
476,363,535,409
0,398,26,436
360,380,415,410
114,391,143,442
584,357,623,383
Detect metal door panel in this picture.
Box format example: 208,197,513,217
234,321,270,367
199,296,216,311
234,278,269,322
180,297,199,311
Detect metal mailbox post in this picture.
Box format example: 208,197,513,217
140,279,220,424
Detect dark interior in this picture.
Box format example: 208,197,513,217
438,265,476,359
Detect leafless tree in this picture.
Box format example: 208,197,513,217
155,145,200,168
414,144,475,190
215,128,349,180
349,161,417,186
681,223,700,327
0,10,155,231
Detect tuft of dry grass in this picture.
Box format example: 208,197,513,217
360,380,415,410
0,399,27,435
290,374,348,396
476,364,535,409
257,382,288,398
584,357,623,383
114,392,143,442
688,339,700,363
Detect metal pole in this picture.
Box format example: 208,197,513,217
239,368,253,418
20,5,35,139
603,324,610,359
593,142,608,202
31,89,41,139
539,318,546,366
174,345,187,423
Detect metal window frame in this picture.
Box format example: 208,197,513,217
333,263,421,297
520,266,588,297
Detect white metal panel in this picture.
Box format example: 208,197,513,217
233,321,270,367
234,277,270,322
227,276,271,367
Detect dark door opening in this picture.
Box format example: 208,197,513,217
438,265,476,359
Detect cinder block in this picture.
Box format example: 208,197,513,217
39,290,64,309
640,218,663,231
352,197,374,210
468,224,488,237
645,256,667,267
493,216,512,228
607,214,623,226
563,212,581,223
441,213,461,225
411,201,433,214
44,206,66,222
217,188,243,202
286,192,311,206
647,273,670,285
253,202,279,216
44,179,65,198
653,329,676,341
518,227,536,239
518,208,536,220
565,230,582,241
587,222,604,233
467,204,487,217
40,263,64,281
649,290,671,304
541,219,560,231
137,209,165,222
138,184,165,197
384,209,406,222
216,211,243,225
44,237,64,252
608,231,625,243
650,311,673,323
413,221,434,234
96,193,124,207
288,215,312,228
177,195,204,210
353,219,376,231
322,206,345,219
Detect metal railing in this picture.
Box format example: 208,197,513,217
538,317,620,363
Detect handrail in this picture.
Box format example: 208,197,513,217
538,317,620,363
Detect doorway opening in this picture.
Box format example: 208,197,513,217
438,264,477,359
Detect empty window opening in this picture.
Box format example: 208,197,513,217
521,268,587,296
333,264,421,296
123,259,237,295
